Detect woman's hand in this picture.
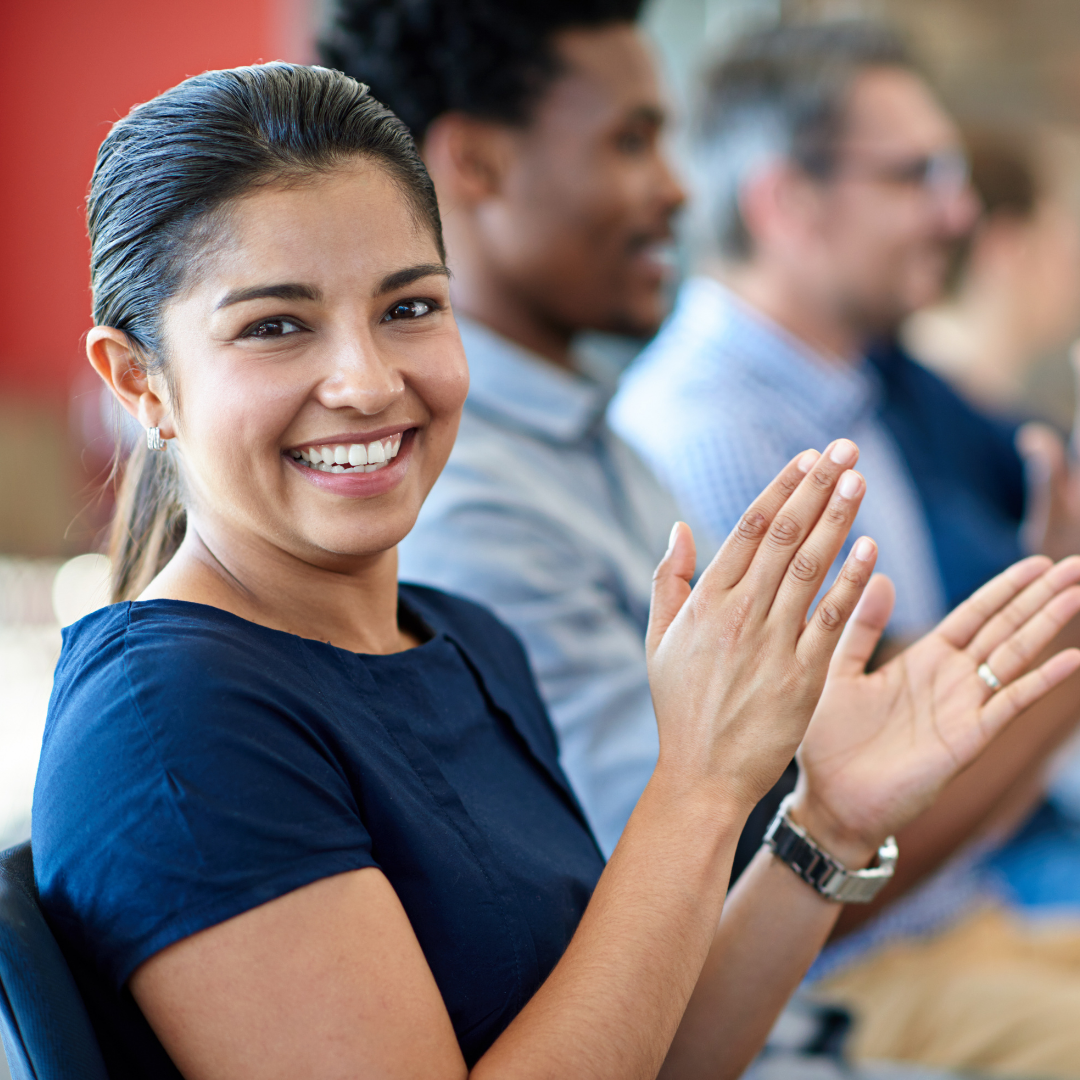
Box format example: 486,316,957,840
794,557,1080,865
645,441,877,815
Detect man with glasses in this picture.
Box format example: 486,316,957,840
611,20,1080,1069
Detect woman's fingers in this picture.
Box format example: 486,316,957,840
769,469,866,621
646,521,697,658
980,648,1080,740
965,556,1080,663
739,440,861,611
705,449,820,591
936,556,1053,649
980,585,1080,688
828,573,896,679
795,536,878,666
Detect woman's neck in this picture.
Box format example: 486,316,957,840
138,521,417,654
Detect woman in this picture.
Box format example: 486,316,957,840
32,63,1080,1080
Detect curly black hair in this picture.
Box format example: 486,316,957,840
319,0,645,141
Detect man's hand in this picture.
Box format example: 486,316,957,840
1017,344,1080,560
792,557,1080,864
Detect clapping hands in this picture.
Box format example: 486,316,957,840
646,438,1080,872
797,557,1080,861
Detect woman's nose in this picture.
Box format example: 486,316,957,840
317,339,406,415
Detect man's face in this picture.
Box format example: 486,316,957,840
807,66,979,336
473,23,685,338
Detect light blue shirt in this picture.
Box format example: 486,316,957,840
398,317,679,856
609,277,946,638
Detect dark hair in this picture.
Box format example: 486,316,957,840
318,0,645,142
89,62,443,602
942,128,1040,291
966,129,1039,220
692,20,917,260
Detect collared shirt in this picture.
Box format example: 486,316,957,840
398,317,678,856
609,276,948,638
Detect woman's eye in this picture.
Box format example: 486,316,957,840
384,299,436,322
244,317,306,338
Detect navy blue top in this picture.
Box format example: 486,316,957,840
868,338,1027,610
33,585,604,1078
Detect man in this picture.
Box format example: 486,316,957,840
611,19,1080,865
607,20,1080,1070
323,7,1080,1073
322,0,687,859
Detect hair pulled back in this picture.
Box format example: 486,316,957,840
88,62,443,602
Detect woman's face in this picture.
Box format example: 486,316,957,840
158,160,468,566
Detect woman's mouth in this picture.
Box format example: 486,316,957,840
287,432,403,474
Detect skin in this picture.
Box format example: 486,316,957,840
90,162,467,654
84,155,1080,1079
422,23,684,367
723,66,979,361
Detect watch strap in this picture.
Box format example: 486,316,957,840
763,794,898,904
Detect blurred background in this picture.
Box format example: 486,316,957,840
6,0,1080,912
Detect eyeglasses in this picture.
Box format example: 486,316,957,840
830,148,971,196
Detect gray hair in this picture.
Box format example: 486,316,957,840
689,20,916,261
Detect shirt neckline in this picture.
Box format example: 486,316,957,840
120,592,441,660
677,276,882,428
456,315,609,444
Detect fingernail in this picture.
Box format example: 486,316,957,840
837,470,862,499
667,521,681,554
829,439,857,466
797,449,819,473
852,537,875,561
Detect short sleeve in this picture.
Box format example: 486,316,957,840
34,603,376,989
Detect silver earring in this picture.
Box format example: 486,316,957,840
147,427,167,451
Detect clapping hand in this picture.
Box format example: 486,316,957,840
795,557,1080,861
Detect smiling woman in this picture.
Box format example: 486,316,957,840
28,60,1080,1080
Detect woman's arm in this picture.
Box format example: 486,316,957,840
132,443,876,1079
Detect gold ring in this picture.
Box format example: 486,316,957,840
977,662,1002,692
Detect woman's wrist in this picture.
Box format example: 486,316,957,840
784,790,881,871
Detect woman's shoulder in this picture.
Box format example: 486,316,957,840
53,598,312,707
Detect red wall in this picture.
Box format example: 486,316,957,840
0,0,312,398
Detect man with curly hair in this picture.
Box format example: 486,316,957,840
322,0,692,860
320,8,1080,1074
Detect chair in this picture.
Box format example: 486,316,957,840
0,842,109,1080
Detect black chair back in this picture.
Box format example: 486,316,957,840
0,842,109,1080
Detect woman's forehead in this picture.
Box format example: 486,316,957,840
186,164,440,303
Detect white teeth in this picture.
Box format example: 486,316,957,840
292,433,405,473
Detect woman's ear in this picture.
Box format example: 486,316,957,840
87,327,176,438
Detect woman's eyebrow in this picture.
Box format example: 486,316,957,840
216,283,322,309
376,264,451,295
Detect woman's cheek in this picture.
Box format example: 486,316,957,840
411,338,470,422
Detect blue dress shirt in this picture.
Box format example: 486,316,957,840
610,277,951,638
